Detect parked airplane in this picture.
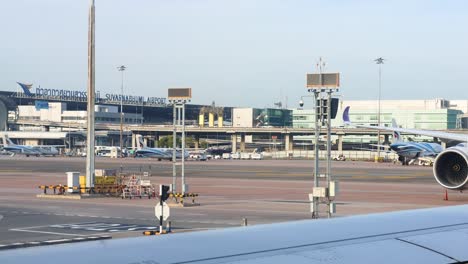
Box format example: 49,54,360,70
134,139,172,160
134,135,189,160
0,135,58,157
343,107,443,165
343,106,468,191
1,204,468,263
32,145,59,157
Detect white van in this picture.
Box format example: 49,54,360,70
251,153,263,160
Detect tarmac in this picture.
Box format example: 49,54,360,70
0,156,466,246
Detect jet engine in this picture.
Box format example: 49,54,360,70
433,147,468,190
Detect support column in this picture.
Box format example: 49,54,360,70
194,135,200,149
143,137,148,148
131,133,136,150
240,134,246,152
284,134,293,152
231,134,237,153
154,134,159,147
0,101,7,131
208,113,214,127
337,135,343,152
384,134,390,145
199,114,205,127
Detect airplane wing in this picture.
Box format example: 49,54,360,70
369,144,391,149
2,205,468,263
343,106,468,143
352,147,379,151
352,147,393,154
394,144,426,152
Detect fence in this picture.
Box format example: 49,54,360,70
265,150,397,161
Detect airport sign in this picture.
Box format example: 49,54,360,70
15,83,167,106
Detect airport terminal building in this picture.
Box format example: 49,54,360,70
0,88,233,131
293,98,467,130
1,85,467,151
292,98,467,144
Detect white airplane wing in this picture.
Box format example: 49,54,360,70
2,205,468,263
394,144,427,152
353,147,392,154
369,144,391,149
343,106,468,143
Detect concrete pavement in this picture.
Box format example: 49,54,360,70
0,157,465,246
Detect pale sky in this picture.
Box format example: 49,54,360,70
1,0,467,108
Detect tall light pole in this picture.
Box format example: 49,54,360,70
375,57,385,162
117,65,126,158
85,0,96,190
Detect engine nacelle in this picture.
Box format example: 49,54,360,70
433,146,468,190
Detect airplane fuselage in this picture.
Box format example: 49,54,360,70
3,145,42,156
389,142,443,159
134,148,171,159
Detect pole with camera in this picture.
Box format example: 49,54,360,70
303,60,340,219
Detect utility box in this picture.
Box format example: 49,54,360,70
66,172,80,193
79,176,86,194
329,181,339,197
329,202,336,214
312,187,327,198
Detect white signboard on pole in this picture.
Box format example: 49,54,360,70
155,202,170,221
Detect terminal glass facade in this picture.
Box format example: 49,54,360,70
293,102,465,130
258,108,292,127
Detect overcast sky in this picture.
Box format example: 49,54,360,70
1,0,467,108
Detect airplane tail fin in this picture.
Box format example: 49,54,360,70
391,118,402,143
2,135,15,147
17,82,33,96
342,106,351,125
136,135,146,150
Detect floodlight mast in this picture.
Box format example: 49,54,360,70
117,65,126,158
375,57,385,163
168,88,192,195
172,103,177,193
85,0,96,190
